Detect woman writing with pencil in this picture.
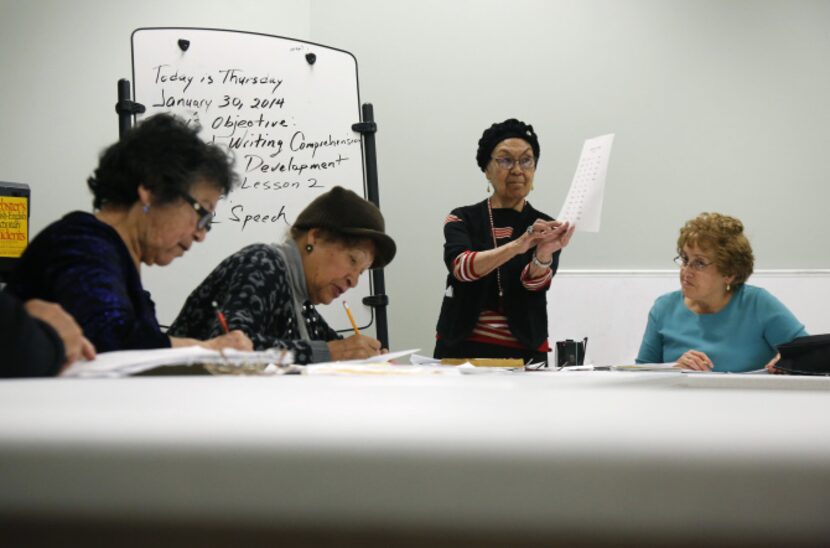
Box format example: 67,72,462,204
5,114,251,354
168,186,396,364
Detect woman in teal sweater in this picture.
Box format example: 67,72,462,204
636,213,806,373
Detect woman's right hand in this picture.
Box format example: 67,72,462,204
203,330,253,351
24,299,97,366
327,334,382,361
511,219,559,255
676,350,713,371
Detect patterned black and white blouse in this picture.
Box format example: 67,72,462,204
168,241,341,364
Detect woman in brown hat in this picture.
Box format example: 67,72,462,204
169,186,396,364
434,119,575,364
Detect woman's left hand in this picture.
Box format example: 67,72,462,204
765,353,787,374
533,220,575,258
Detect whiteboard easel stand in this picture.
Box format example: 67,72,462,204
352,103,390,349
115,78,145,139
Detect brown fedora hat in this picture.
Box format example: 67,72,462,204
292,186,396,269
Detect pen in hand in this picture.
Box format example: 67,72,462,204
212,300,230,334
342,301,361,336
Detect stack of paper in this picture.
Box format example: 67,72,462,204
61,346,295,378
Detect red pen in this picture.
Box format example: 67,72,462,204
212,300,230,334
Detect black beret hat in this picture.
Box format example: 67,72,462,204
476,118,540,172
293,186,396,269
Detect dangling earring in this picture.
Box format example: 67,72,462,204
305,244,313,253
726,283,731,292
530,183,535,191
143,203,150,214
486,183,491,194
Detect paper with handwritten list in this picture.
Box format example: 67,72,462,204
557,134,615,233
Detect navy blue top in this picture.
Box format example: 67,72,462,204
6,211,170,352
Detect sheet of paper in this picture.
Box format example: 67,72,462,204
341,348,420,364
303,363,461,376
557,134,615,232
409,354,440,365
61,347,215,378
611,363,693,372
61,347,294,378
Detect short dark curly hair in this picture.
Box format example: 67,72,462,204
476,118,540,172
87,113,236,209
678,212,755,287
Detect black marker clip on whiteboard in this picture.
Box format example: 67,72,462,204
178,39,190,52
305,52,316,65
351,121,377,134
115,79,146,139
362,295,389,308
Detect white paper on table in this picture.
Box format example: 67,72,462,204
61,346,218,378
60,346,295,378
557,134,615,232
610,362,680,372
409,354,440,365
340,348,420,364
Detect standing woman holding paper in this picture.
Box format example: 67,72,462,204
434,119,575,364
5,114,251,353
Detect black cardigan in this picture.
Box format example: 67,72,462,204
0,291,65,377
435,199,560,350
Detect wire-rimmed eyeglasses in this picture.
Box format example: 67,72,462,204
673,255,713,271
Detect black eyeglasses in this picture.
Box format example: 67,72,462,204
180,193,214,232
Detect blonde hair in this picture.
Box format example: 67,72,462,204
677,212,754,287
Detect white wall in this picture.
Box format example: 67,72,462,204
2,0,829,356
310,0,830,353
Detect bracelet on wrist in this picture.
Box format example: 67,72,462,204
532,254,553,269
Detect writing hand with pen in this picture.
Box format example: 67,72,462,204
167,301,253,351
327,301,386,360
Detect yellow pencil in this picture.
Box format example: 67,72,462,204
342,301,361,336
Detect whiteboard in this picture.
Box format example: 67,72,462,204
131,27,372,332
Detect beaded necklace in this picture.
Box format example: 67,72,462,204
486,197,507,300
487,196,527,303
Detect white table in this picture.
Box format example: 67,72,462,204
1,371,829,546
